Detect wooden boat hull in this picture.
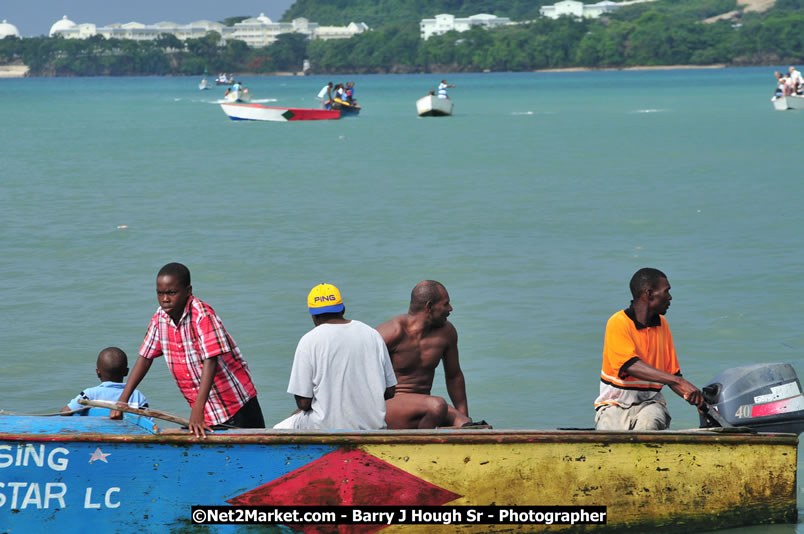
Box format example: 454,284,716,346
772,95,804,110
0,416,797,532
221,103,341,122
331,99,361,117
338,105,361,117
417,95,453,117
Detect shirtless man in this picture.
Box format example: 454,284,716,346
377,280,472,429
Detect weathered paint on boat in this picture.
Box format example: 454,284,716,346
0,416,797,533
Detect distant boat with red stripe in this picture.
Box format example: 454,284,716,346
220,102,341,122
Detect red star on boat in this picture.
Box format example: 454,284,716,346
227,448,461,533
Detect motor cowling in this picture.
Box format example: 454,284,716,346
700,363,804,433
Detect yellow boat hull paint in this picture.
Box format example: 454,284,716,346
361,431,798,532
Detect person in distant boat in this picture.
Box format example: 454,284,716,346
777,71,795,96
317,81,333,109
774,71,791,96
61,347,148,416
110,262,264,438
789,66,803,94
438,80,455,100
333,83,345,101
377,281,473,429
274,283,396,430
331,84,347,108
345,81,357,105
774,72,784,97
594,268,704,431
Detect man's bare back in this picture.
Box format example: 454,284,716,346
376,281,471,429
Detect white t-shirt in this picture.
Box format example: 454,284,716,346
317,85,330,99
287,320,397,430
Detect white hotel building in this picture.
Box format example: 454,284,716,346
419,14,511,41
48,14,368,47
539,0,622,19
419,1,641,40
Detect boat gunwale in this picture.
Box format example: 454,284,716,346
0,429,797,446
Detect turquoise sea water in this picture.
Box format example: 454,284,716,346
1,67,803,532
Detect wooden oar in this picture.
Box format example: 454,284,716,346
78,399,190,427
0,407,88,416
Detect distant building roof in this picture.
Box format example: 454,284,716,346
49,15,77,37
45,12,362,47
241,13,273,25
420,12,511,40
0,19,20,38
540,0,622,19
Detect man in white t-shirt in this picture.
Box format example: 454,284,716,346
274,283,397,430
789,66,803,94
317,82,333,109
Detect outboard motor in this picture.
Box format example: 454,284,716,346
700,363,804,434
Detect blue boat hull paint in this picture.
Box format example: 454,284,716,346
0,417,335,532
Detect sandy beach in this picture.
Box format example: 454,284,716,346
0,65,30,78
536,64,727,73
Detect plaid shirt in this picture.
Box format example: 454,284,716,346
140,295,257,425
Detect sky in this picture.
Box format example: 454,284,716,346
2,1,297,37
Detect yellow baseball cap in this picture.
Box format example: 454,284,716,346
307,283,345,315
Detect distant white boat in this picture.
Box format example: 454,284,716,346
199,78,209,91
416,95,453,117
772,94,804,110
224,89,252,103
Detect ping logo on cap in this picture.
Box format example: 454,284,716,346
307,283,345,315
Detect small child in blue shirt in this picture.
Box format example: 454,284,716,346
62,347,148,416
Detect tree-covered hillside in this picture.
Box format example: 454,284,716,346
281,0,744,26
2,0,803,76
282,0,551,26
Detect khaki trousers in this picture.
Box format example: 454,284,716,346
595,401,671,431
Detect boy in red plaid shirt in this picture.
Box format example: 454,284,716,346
112,263,263,437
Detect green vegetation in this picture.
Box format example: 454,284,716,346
0,0,803,76
283,0,550,27
0,31,305,76
607,0,739,22
220,16,252,27
306,6,804,72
